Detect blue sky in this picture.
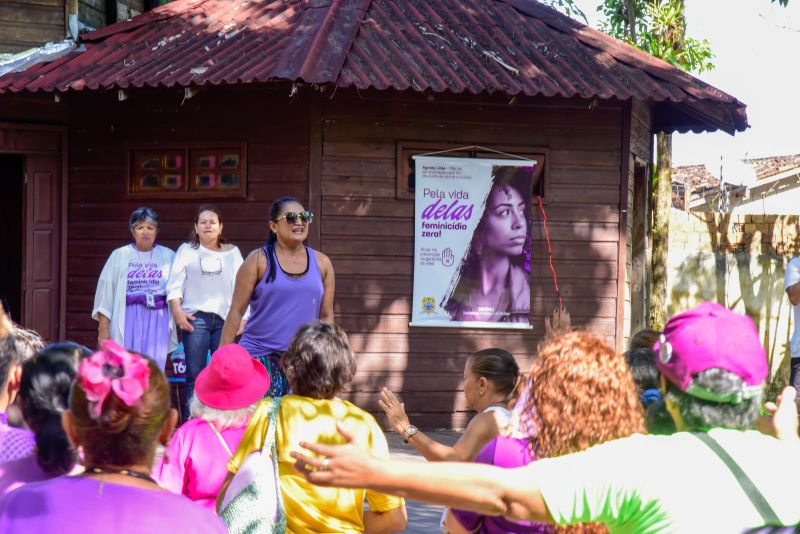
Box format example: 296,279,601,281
570,0,800,167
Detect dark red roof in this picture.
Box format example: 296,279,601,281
745,154,800,180
673,153,800,195
0,0,747,133
672,164,720,190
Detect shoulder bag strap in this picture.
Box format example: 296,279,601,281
265,396,287,533
206,421,234,458
692,432,781,525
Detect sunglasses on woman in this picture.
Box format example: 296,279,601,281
275,210,314,224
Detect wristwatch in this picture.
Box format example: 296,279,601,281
401,424,419,444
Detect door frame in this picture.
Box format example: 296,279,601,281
0,122,68,340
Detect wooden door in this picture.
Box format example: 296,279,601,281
23,155,61,341
630,160,649,334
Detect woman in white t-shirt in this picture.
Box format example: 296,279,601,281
167,205,245,422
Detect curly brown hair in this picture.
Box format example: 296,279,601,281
527,331,646,534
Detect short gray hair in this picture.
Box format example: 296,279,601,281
666,368,762,431
189,394,258,430
128,207,160,233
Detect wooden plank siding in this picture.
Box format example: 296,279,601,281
63,85,311,347
0,0,64,53
318,91,625,428
45,85,630,430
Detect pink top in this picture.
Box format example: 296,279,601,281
153,418,247,512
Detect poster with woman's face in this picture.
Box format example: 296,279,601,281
410,156,536,329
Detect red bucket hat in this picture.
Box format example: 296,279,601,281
195,344,270,410
654,302,767,404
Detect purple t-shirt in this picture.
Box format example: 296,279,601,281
0,476,227,533
0,414,35,463
451,436,550,534
0,454,49,499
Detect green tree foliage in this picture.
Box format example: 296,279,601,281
541,0,588,23
597,0,714,73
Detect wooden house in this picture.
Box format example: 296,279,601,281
0,0,154,54
0,0,747,427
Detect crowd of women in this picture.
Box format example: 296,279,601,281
0,198,799,533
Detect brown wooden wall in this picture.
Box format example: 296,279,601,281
317,91,625,428
63,85,310,347
0,0,65,53
4,85,629,430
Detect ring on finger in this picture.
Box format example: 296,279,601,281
320,457,330,471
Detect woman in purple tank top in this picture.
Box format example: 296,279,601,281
220,197,335,397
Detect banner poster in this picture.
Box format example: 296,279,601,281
410,156,536,329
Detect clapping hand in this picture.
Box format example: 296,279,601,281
378,387,410,434
544,307,571,338
757,386,800,443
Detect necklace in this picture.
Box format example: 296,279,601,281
132,243,155,265
85,466,158,485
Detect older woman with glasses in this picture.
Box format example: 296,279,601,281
221,196,335,397
93,207,176,368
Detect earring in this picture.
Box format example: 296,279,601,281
480,391,484,397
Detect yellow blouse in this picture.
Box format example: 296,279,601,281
228,395,404,533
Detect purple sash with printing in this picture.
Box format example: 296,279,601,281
125,294,167,309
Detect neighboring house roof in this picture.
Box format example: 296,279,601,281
673,154,800,211
744,154,800,180
672,164,720,190
0,0,747,134
674,154,800,189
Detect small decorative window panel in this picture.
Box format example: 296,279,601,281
190,148,243,193
132,150,185,192
129,144,245,197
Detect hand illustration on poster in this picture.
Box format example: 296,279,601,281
410,156,536,329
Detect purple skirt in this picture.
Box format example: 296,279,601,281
124,302,170,370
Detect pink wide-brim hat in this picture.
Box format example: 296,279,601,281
195,344,270,410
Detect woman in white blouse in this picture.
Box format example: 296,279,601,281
93,207,176,370
167,205,245,422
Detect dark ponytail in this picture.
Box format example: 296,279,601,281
265,196,302,284
469,347,520,400
20,347,79,475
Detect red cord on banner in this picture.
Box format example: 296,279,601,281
537,196,563,309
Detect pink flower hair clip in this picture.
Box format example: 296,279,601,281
78,340,151,419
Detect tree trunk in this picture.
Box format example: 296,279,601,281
649,131,671,330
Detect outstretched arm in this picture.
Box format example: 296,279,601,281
379,388,497,462
291,423,552,524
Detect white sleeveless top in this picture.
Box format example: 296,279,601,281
482,405,512,427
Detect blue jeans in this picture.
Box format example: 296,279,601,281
181,311,224,422
791,358,800,406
